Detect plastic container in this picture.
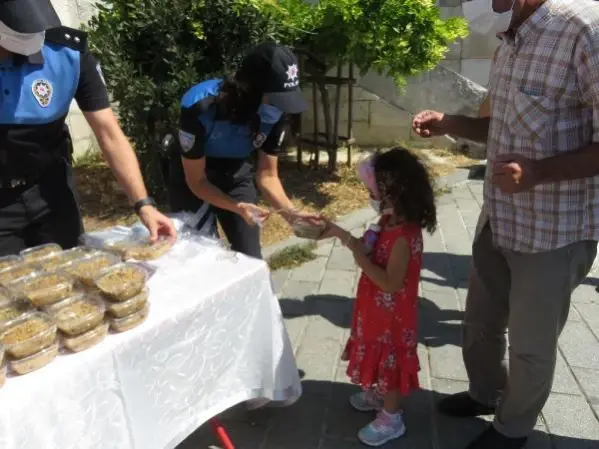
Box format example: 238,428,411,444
45,293,106,336
0,255,23,272
110,303,149,332
37,247,95,272
120,238,174,261
291,218,327,240
63,253,121,286
0,263,40,286
0,344,4,367
20,243,62,263
105,287,149,318
0,285,14,308
0,300,34,325
9,271,75,307
363,224,381,254
0,312,57,358
0,361,6,388
10,340,59,375
62,320,109,352
95,263,147,301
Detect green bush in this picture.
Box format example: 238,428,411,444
86,0,467,193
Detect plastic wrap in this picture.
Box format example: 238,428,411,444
291,218,326,239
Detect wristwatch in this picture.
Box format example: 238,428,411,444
133,197,157,214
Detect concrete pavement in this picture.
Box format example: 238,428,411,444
179,180,599,449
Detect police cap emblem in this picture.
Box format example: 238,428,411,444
32,79,53,108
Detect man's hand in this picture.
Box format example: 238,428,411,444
491,154,538,193
138,206,177,243
280,208,323,225
412,110,448,138
236,203,271,226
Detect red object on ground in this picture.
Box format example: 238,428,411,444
209,418,235,449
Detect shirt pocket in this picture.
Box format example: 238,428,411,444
509,89,553,143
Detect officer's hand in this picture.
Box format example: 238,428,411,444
139,206,177,243
236,203,271,226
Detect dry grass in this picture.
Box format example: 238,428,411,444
74,146,477,246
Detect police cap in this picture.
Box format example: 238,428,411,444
0,0,61,34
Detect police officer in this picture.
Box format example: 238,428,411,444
168,42,318,259
0,0,176,257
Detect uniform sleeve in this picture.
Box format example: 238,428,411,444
178,106,206,159
74,51,111,112
260,117,286,156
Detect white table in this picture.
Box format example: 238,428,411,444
0,244,302,449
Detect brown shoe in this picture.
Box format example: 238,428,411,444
438,391,496,417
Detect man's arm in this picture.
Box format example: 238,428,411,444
443,115,490,143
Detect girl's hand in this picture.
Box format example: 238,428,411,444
236,203,271,226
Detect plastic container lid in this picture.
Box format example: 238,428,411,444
110,302,150,333
0,255,23,272
0,311,57,359
94,263,148,301
8,271,75,307
45,292,106,336
63,252,122,285
0,299,33,325
9,339,59,375
105,286,149,318
37,247,97,272
0,262,40,287
19,243,62,263
62,320,109,353
120,238,174,261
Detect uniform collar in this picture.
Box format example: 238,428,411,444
13,51,45,66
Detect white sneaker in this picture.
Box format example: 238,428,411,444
357,411,406,447
349,391,383,412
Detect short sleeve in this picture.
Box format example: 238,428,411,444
179,106,206,159
260,117,286,156
74,51,111,112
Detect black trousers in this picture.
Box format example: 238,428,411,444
169,171,262,260
0,159,83,257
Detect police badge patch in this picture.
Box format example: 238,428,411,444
178,130,196,152
253,132,267,148
32,79,53,108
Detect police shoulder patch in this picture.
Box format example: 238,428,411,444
253,132,267,149
32,79,53,108
179,130,196,152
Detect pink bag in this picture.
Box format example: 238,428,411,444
357,155,379,199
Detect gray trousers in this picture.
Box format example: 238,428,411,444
463,224,596,438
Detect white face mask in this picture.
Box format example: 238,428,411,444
462,0,516,35
0,20,45,56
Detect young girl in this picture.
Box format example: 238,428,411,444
323,147,437,447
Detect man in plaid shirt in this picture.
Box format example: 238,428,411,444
413,1,599,448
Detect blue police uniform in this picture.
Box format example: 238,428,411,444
168,78,286,259
0,26,110,255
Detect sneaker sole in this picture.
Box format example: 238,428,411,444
350,402,382,413
357,425,406,447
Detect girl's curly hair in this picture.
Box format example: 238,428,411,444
373,147,437,234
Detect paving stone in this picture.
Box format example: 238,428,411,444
552,350,582,395
319,437,363,449
307,296,353,329
318,269,357,297
289,257,328,282
270,269,290,295
574,303,599,339
571,283,598,304
295,317,343,384
559,321,599,370
284,316,309,353
327,246,357,271
428,336,469,381
572,367,599,412
279,281,320,316
313,241,334,257
542,394,599,445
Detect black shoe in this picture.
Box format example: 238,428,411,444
438,391,496,417
466,426,528,449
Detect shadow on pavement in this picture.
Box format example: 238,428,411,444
176,379,597,449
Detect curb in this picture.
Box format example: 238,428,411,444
263,167,475,259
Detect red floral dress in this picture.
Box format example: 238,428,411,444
342,217,423,397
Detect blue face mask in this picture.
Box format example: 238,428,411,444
258,103,283,124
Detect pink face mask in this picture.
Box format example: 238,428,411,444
357,155,378,199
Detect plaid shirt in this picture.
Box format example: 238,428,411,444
482,0,599,252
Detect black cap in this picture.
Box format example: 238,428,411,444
0,0,61,34
237,42,308,114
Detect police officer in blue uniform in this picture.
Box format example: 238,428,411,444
0,0,176,256
169,42,318,259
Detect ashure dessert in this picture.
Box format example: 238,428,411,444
63,253,120,285
20,243,62,263
0,312,57,358
10,340,59,375
0,255,22,272
95,263,147,300
10,272,75,307
62,321,109,352
0,301,33,325
37,247,94,272
105,287,149,318
0,263,39,286
121,238,174,261
291,218,327,240
46,294,106,336
110,303,150,332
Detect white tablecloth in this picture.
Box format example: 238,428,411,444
0,247,302,449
